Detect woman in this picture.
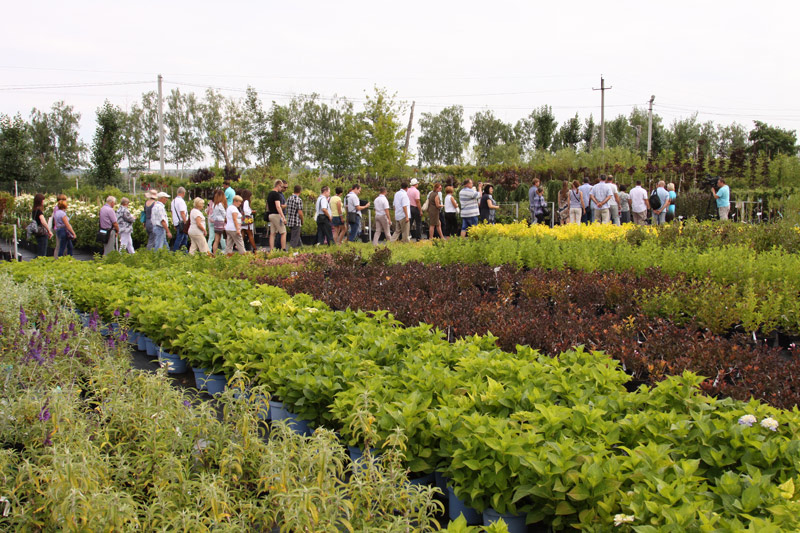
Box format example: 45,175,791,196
667,183,677,222
478,184,498,224
31,193,52,257
53,198,76,257
329,187,346,245
225,195,247,255
188,197,210,255
52,193,67,258
618,184,631,224
532,187,547,225
206,192,217,251
240,189,257,253
443,186,459,237
117,198,135,254
568,180,585,224
211,190,228,255
144,189,158,250
427,183,445,240
558,180,570,225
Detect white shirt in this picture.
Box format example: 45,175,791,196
444,194,458,213
225,204,240,231
606,183,619,207
346,192,361,218
315,195,330,218
393,189,410,220
629,186,648,213
590,182,612,207
188,208,205,236
151,201,167,227
171,195,187,226
374,194,390,218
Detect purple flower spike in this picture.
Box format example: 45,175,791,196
183,400,191,408
107,338,115,349
19,307,27,326
124,312,130,319
68,323,75,332
61,333,68,341
63,346,70,356
38,404,51,422
113,309,120,317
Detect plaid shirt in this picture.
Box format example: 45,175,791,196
286,194,303,227
531,192,546,215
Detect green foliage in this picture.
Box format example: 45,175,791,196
0,114,34,185
418,105,468,166
750,120,798,159
362,87,407,177
89,101,124,187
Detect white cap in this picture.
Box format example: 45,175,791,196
157,192,171,198
410,178,419,186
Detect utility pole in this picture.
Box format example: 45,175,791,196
593,76,612,150
403,101,415,157
158,74,165,175
647,95,655,160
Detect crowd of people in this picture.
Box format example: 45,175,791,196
29,175,732,257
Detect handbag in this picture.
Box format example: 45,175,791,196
421,193,430,212
242,215,254,225
96,226,111,244
172,201,190,233
26,221,49,238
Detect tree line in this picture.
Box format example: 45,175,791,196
1,85,797,189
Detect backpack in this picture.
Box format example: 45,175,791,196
649,189,662,210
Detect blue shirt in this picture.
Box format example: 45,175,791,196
716,185,730,208
578,183,593,209
225,186,235,207
668,191,677,214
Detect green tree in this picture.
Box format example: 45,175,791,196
89,101,124,187
582,115,597,152
559,114,582,150
749,120,798,159
666,113,700,161
471,110,516,165
0,114,34,185
328,98,365,177
362,87,406,177
165,89,204,174
122,103,148,174
140,91,161,169
417,105,468,165
28,101,84,173
201,88,252,171
531,105,558,152
605,114,634,149
716,122,748,159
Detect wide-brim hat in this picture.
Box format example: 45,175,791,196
410,178,419,186
146,189,158,199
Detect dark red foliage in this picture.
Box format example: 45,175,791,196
256,259,800,410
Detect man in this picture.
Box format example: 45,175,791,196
629,181,649,225
606,175,622,226
345,184,370,242
223,180,235,207
652,180,670,226
618,184,631,224
528,178,541,225
99,196,121,256
713,178,731,220
285,185,304,249
578,177,593,224
390,182,411,243
170,186,189,251
372,187,392,245
151,192,172,250
407,178,422,240
589,175,612,224
315,186,334,245
459,179,482,237
267,179,287,253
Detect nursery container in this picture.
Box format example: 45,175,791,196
483,508,527,533
409,473,434,486
145,338,158,357
284,410,312,436
158,348,187,374
447,486,481,524
192,367,209,391
269,400,287,421
137,335,148,352
128,330,139,345
434,471,449,494
205,373,227,396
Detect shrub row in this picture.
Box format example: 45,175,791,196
6,257,800,531
0,273,448,532
256,257,800,409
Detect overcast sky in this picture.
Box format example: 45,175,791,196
2,0,798,161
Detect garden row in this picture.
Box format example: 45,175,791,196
6,257,800,531
251,255,799,410
0,273,480,532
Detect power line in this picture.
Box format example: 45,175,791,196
0,80,152,91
